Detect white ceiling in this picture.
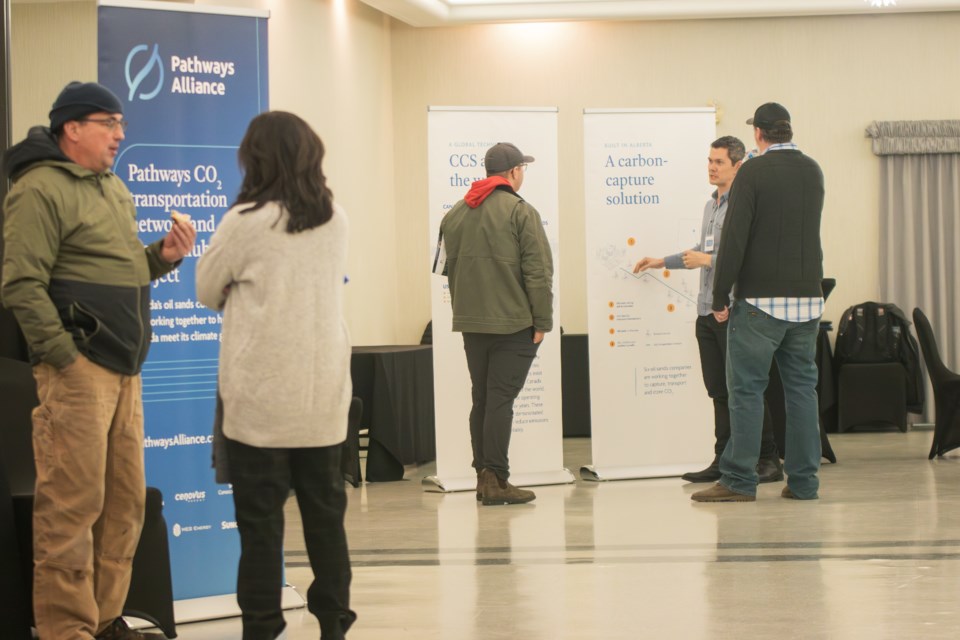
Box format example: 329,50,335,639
357,0,960,27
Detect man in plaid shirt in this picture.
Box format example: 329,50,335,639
692,103,825,503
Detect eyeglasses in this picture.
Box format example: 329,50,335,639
78,118,129,132
516,163,528,172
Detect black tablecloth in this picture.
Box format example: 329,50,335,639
0,465,32,639
561,334,592,437
351,345,436,481
765,323,837,463
0,357,37,638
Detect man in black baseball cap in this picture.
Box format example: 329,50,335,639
746,102,791,129
438,141,552,505
484,141,535,173
693,102,826,504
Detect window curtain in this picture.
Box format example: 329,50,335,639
866,120,960,420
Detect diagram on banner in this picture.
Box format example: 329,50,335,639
595,243,631,279
600,267,695,352
620,268,697,310
592,226,699,351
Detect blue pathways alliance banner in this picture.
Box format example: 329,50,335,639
98,0,268,601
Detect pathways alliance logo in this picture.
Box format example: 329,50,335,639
125,44,164,101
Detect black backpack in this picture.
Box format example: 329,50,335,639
835,301,925,413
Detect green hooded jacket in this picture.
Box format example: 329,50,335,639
440,178,553,334
1,126,175,374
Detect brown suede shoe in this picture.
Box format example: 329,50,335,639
476,470,482,501
691,483,755,502
96,618,166,639
782,486,819,500
479,468,535,505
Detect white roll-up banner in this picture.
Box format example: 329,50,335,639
581,108,716,481
425,107,572,492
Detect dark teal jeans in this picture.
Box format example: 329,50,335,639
720,302,821,498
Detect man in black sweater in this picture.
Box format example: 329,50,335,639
692,103,825,503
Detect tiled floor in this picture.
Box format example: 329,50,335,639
170,430,960,639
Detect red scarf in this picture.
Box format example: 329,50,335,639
464,176,513,208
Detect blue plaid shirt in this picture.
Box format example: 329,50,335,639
744,296,824,322
745,143,824,323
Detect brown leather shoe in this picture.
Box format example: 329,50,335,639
757,457,784,483
476,469,482,501
691,483,755,502
96,618,166,639
479,468,535,505
681,460,721,483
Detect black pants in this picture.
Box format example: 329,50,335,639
225,437,357,640
462,328,540,479
695,314,778,459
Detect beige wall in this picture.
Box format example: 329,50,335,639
254,0,398,344
10,2,97,139
390,12,960,337
10,4,960,343
9,0,398,345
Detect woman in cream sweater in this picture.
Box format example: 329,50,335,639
197,111,355,640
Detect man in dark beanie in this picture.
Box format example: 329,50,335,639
49,81,125,134
1,81,196,639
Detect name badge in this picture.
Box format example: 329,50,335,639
703,234,715,252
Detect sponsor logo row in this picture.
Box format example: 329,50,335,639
172,520,237,537
169,486,233,505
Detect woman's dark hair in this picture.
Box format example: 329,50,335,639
234,111,334,233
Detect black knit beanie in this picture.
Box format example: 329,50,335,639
49,81,123,133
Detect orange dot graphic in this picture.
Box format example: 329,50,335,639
608,301,614,308
663,270,671,278
627,237,636,246
608,314,615,321
667,304,676,312
609,341,615,347
609,328,615,334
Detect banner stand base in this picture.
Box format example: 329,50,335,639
580,464,696,482
157,585,304,627
423,468,576,493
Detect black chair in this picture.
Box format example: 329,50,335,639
0,458,33,640
419,320,432,345
0,357,177,638
120,487,176,637
837,362,908,432
0,357,42,639
341,396,365,487
912,308,960,458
